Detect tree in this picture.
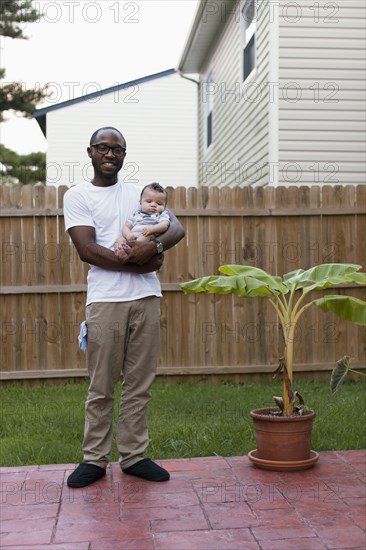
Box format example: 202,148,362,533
1,0,38,38
0,144,46,184
0,0,50,121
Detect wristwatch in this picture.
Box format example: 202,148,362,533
154,239,164,254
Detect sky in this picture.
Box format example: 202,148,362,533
1,0,200,154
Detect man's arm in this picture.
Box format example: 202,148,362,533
157,210,184,250
68,225,163,273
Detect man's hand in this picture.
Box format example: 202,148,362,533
138,253,164,273
125,239,157,265
114,236,130,260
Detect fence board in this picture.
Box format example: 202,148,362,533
0,186,11,287
10,187,22,288
0,185,365,381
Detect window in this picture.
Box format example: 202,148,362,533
207,111,213,148
241,0,257,81
205,70,214,149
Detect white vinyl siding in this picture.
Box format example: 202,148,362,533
278,0,366,185
198,0,271,188
45,72,198,188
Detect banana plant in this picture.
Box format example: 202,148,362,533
181,263,366,416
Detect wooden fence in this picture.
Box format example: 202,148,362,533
1,184,365,381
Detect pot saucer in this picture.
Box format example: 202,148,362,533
248,449,319,471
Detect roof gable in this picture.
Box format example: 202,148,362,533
33,68,176,118
178,0,236,73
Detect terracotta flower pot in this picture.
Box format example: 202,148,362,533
249,407,319,471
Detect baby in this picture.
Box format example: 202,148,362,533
115,182,170,259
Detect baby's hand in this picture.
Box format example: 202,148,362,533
115,248,129,260
141,227,154,236
114,237,129,259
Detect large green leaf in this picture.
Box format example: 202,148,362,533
196,275,247,296
345,271,366,284
313,295,366,326
180,273,276,297
283,268,307,287
284,264,364,293
298,263,362,282
210,275,275,297
219,265,288,294
180,276,224,294
219,265,271,277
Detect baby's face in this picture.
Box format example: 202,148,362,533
140,189,166,214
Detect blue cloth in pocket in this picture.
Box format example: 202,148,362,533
78,320,87,350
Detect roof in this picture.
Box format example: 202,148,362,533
33,68,176,137
177,0,236,74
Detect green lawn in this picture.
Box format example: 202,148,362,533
1,379,365,467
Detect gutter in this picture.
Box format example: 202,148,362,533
177,70,200,85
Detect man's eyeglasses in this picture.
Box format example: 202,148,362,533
90,143,126,157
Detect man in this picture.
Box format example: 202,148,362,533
64,127,185,487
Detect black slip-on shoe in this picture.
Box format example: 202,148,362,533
67,463,106,488
122,458,170,481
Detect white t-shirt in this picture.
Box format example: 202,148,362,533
63,180,162,305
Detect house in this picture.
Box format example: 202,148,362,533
34,69,198,187
177,0,365,187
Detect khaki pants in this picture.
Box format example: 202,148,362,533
83,297,160,469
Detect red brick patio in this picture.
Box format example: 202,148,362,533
1,450,365,549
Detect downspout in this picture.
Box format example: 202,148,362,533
268,0,279,187
177,70,200,86
177,70,200,187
